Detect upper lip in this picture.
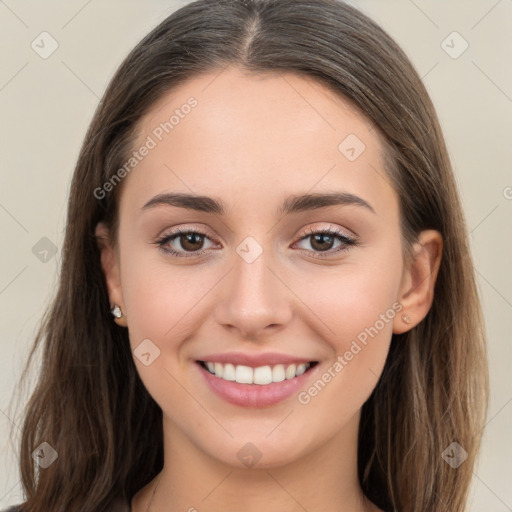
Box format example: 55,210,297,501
196,351,316,367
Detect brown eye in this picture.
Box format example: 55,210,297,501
179,232,206,251
156,228,215,258
294,226,358,259
155,226,357,260
309,233,336,252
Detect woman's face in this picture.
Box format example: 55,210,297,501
106,67,409,468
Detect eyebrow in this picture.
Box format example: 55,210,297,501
141,191,376,216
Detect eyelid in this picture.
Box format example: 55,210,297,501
292,225,358,259
154,223,358,259
155,226,218,253
297,223,357,242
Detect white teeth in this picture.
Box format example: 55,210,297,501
254,366,273,385
214,362,224,378
285,364,296,380
235,365,253,384
202,361,312,384
296,363,307,376
223,363,236,381
272,364,286,382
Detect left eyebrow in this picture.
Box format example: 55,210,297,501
278,191,376,215
140,191,376,216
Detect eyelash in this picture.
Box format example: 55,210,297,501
154,226,358,260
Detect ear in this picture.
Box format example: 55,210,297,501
393,229,443,334
95,222,128,327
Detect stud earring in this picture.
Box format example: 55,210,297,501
111,304,123,319
401,314,411,324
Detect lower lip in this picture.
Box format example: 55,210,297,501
196,362,319,408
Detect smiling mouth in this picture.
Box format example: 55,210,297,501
197,360,319,385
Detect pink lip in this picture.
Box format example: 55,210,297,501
195,360,320,408
196,351,315,367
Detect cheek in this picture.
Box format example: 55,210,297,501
290,247,403,406
294,247,402,350
118,252,207,414
118,232,218,348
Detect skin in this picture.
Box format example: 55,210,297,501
96,67,442,512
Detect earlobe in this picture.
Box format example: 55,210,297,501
95,222,128,327
393,229,443,334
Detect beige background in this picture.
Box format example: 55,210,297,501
1,0,511,509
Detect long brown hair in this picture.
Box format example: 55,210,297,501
9,0,488,510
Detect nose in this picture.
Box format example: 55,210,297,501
213,248,293,341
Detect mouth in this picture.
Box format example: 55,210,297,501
197,360,319,385
195,359,320,408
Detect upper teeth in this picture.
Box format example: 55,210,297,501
204,361,311,385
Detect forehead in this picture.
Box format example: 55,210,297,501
120,66,397,220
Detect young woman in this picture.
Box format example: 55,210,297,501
6,0,488,511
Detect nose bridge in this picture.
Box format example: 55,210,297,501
213,234,292,337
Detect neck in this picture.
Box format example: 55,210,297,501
136,411,378,512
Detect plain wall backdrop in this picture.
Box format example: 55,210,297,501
1,0,511,509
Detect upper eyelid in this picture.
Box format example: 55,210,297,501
298,224,357,240
157,225,357,254
155,225,358,262
158,224,356,243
